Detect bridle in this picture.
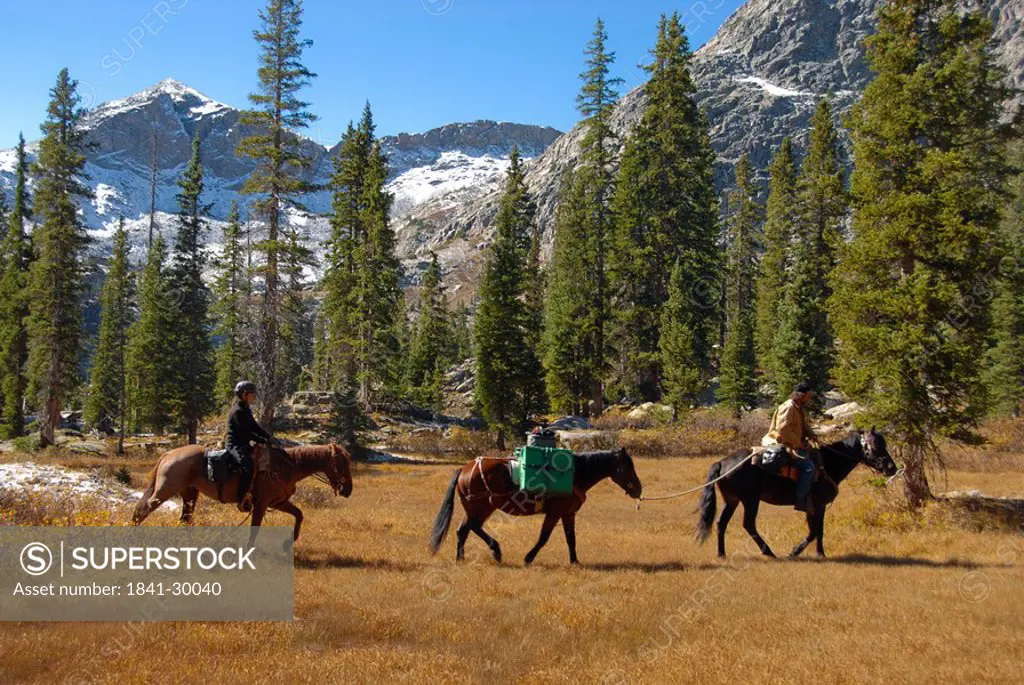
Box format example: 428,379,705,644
820,432,888,472
273,444,347,495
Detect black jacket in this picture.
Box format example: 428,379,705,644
226,400,272,452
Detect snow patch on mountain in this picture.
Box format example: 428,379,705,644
389,152,514,215
735,75,815,98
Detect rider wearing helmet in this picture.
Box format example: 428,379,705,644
226,381,274,512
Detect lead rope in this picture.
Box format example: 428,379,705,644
636,454,756,510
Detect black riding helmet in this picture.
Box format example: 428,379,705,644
235,381,257,400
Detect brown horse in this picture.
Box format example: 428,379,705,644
132,443,353,541
429,448,642,566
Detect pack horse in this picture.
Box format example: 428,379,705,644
429,435,643,566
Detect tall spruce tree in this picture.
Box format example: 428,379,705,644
610,13,720,403
544,18,622,417
719,155,762,415
318,105,403,410
168,136,216,443
237,0,317,424
85,220,134,453
544,168,593,415
0,133,33,438
212,202,250,403
661,260,702,418
474,148,544,447
126,236,176,434
985,138,1024,416
408,253,454,411
755,138,799,383
832,0,1012,504
357,128,403,402
772,100,847,402
521,223,548,418
26,69,92,447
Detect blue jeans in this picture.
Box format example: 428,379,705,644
794,455,815,503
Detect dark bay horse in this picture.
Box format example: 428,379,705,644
429,448,642,566
132,443,353,541
696,430,898,558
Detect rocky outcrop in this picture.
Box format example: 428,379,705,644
420,0,1024,289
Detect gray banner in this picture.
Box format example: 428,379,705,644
0,527,294,621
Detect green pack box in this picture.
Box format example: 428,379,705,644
512,446,575,496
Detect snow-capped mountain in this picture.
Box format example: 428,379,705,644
0,78,561,269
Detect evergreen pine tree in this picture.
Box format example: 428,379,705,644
544,169,593,415
661,261,701,418
0,133,32,438
357,128,403,402
772,100,847,402
167,135,216,443
212,202,250,403
318,104,403,421
755,138,798,383
237,0,317,424
718,155,762,415
521,223,548,418
26,69,92,446
474,148,544,447
451,303,474,363
85,220,134,453
831,0,1012,504
126,236,176,434
985,138,1024,416
610,13,720,403
408,253,454,411
544,18,622,416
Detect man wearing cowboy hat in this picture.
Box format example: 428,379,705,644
762,381,820,513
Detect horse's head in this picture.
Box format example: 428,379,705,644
610,447,642,499
859,428,898,477
328,443,353,498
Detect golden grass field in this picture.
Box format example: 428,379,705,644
1,429,1023,685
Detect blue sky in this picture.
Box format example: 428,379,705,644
0,0,746,148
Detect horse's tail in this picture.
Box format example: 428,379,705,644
695,461,721,544
429,469,460,556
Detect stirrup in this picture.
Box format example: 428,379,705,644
238,492,254,513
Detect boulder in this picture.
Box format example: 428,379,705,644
548,416,592,431
626,403,673,422
825,401,863,423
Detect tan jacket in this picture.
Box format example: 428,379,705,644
762,399,816,450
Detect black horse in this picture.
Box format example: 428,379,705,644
695,429,898,558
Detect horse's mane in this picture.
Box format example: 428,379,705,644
575,449,623,463
822,431,862,456
283,444,350,467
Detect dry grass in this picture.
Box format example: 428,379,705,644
383,426,496,459
1,429,1023,685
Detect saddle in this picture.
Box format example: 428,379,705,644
752,445,818,483
205,449,236,485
